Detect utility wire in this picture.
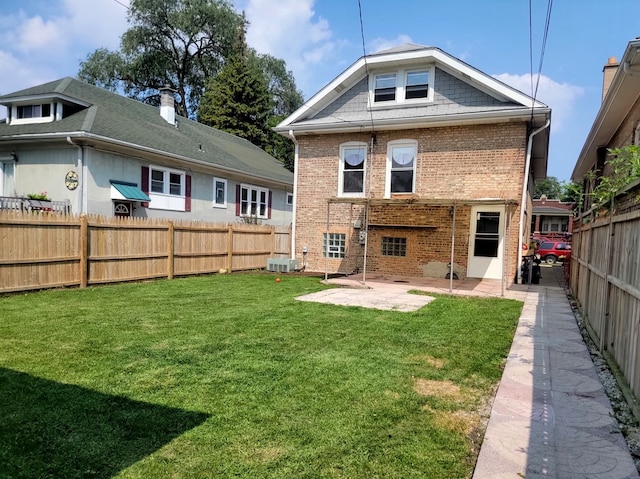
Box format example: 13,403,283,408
357,0,376,134
112,0,129,9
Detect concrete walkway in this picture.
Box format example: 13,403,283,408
301,265,639,479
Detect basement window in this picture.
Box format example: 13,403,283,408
323,233,346,259
382,237,406,256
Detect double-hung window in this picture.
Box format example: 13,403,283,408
371,67,434,106
374,73,396,102
145,165,189,211
386,140,417,196
405,70,429,99
240,184,269,219
151,167,184,196
339,142,367,196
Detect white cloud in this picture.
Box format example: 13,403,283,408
493,73,584,132
369,34,414,53
235,0,346,96
16,16,64,54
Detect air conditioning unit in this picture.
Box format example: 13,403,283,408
266,258,299,273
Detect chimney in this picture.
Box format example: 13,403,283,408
602,57,619,102
159,85,176,125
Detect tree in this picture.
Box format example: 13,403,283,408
197,52,273,149
254,53,304,116
78,0,245,118
534,176,563,199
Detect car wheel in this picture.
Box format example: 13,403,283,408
544,255,557,264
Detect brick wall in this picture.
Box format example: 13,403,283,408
294,122,528,280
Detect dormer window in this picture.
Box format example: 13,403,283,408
17,104,51,119
405,70,429,99
370,66,434,107
374,73,396,102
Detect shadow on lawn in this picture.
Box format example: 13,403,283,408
0,368,209,478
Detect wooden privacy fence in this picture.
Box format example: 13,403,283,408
570,206,640,410
0,211,291,293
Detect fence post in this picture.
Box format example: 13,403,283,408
79,215,88,288
271,227,275,257
227,224,234,272
168,220,174,280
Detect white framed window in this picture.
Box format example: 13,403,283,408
150,166,184,196
386,140,417,196
10,102,54,125
240,184,269,219
323,233,346,258
374,73,397,102
213,177,227,208
339,142,367,197
370,67,434,107
286,193,294,206
147,165,187,211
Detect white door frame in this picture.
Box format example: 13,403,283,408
467,205,505,280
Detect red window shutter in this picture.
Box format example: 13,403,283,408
141,166,149,207
235,184,241,216
185,175,192,212
267,191,272,219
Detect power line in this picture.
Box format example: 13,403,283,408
357,0,375,135
112,0,129,9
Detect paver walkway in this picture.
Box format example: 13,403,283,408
305,265,639,479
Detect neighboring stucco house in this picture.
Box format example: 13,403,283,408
275,44,551,283
0,77,293,224
531,196,573,240
573,38,640,212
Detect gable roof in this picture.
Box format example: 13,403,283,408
0,77,293,187
573,38,640,180
275,44,550,134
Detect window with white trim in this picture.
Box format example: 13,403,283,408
339,142,367,196
213,177,227,208
386,140,417,196
286,193,293,206
374,73,396,102
17,104,51,119
323,233,346,258
240,184,269,218
150,166,185,196
371,67,434,106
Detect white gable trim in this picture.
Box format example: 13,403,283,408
277,46,547,130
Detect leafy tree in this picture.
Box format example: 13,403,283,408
78,0,245,118
254,53,304,116
197,52,273,149
560,181,583,205
534,176,562,199
588,145,640,210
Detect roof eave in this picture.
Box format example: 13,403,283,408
573,38,640,180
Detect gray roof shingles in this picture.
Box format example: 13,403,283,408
0,77,292,185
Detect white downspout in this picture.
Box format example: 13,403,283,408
66,137,84,214
517,119,550,283
288,130,299,262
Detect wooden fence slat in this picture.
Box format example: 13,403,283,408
0,211,291,293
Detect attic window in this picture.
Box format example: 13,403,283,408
17,104,51,119
374,73,396,102
370,66,434,107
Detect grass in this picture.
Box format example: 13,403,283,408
0,274,523,478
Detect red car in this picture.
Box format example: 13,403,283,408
537,241,571,264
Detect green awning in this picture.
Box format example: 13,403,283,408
110,181,150,201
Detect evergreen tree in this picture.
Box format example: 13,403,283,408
198,52,273,149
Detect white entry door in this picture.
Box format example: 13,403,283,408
467,205,504,279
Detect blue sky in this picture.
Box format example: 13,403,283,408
1,0,640,182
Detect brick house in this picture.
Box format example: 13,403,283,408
275,44,551,283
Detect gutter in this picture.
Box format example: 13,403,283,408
288,130,299,261
517,119,550,283
10,131,293,189
66,136,84,214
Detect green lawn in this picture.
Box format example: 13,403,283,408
0,274,522,479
